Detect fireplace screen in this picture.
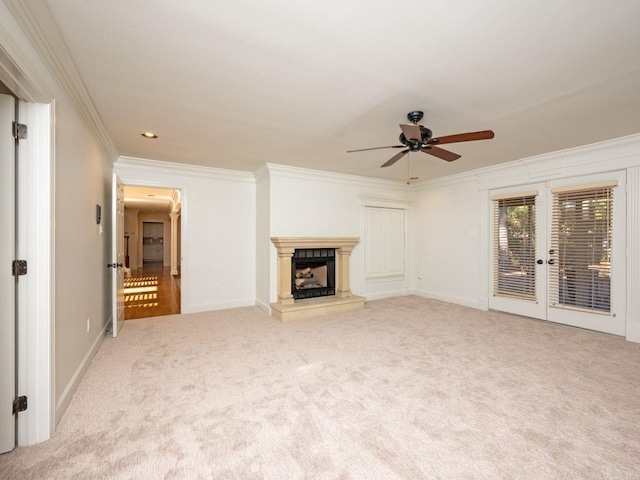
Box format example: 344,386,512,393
292,249,336,299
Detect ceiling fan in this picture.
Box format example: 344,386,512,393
347,111,494,168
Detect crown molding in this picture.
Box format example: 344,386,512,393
0,4,52,103
4,0,118,165
252,164,270,183
116,156,255,183
265,163,408,190
409,171,479,190
411,132,640,191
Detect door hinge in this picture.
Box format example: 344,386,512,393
12,122,27,140
12,260,27,276
12,396,27,415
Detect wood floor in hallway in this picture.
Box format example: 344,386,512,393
124,263,180,320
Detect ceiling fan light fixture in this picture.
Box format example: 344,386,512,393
141,131,158,139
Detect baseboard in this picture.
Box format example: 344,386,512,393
55,318,110,424
409,289,482,310
255,298,271,315
187,298,255,314
626,323,640,343
365,289,409,301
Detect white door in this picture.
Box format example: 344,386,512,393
546,172,626,336
112,173,125,337
0,93,16,453
489,183,547,319
489,172,626,335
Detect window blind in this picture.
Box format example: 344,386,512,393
548,185,614,313
493,195,537,300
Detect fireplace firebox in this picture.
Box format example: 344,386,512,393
291,248,335,299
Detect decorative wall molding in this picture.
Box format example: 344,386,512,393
627,166,640,343
358,196,412,209
4,0,118,165
116,156,255,183
266,163,407,190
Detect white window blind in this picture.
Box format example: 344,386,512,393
549,185,614,313
493,195,537,300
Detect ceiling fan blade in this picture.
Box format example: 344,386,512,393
421,146,461,162
428,130,495,145
346,145,405,153
399,124,422,142
381,149,409,168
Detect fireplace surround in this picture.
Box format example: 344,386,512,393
270,237,365,321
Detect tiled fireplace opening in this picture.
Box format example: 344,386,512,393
292,248,335,299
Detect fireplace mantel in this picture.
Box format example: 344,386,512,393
270,237,365,321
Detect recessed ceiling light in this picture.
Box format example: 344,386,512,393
141,132,158,139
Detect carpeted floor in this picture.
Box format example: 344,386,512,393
1,296,639,479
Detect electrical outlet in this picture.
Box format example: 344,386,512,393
86,318,91,333
214,283,220,290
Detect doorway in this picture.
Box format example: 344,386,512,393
489,171,626,335
122,186,182,320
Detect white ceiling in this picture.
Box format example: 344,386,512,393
124,186,175,213
41,0,640,181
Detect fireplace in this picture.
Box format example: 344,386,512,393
292,249,335,299
270,237,366,321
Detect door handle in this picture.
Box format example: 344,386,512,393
536,259,544,265
117,263,123,268
547,259,555,265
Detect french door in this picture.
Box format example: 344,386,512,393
489,172,626,336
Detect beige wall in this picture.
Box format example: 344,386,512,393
54,93,113,423
0,79,13,95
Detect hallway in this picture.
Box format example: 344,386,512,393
124,263,180,320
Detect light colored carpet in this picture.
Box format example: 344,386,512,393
1,296,639,479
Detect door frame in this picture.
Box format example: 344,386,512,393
482,171,627,336
113,178,186,315
16,97,54,446
0,77,54,443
